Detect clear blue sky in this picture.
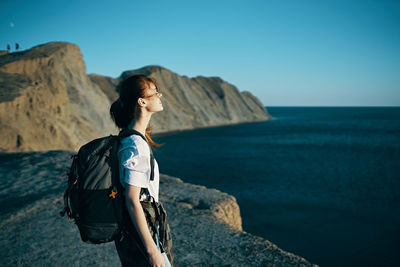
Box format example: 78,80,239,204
1,0,399,106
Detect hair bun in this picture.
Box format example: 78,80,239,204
118,98,124,108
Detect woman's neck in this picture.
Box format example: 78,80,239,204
127,112,152,137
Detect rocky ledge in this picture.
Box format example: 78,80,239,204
0,151,318,266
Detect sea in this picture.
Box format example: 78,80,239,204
152,107,400,267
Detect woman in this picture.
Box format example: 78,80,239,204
109,75,173,267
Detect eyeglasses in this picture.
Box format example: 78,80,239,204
143,92,162,98
143,87,162,98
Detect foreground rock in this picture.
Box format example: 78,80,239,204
0,42,272,152
0,151,317,266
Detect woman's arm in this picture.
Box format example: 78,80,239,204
124,184,165,267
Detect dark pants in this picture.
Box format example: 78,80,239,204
114,228,151,267
115,201,173,266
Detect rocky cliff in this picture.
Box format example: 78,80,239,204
0,42,116,152
0,42,319,266
0,42,272,152
0,151,318,266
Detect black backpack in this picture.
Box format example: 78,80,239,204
60,129,155,244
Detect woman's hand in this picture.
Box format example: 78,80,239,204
148,248,165,267
124,185,164,266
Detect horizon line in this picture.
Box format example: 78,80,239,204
264,105,400,107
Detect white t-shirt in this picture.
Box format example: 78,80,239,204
118,134,160,203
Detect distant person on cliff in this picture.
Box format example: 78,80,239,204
110,75,173,267
7,44,10,52
15,43,19,51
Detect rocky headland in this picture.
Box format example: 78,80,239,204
0,42,271,152
0,43,318,266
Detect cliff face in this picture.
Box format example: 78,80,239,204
0,42,271,152
0,42,117,152
120,66,272,133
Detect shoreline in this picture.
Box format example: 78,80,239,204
152,117,274,137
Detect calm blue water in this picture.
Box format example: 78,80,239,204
153,107,400,267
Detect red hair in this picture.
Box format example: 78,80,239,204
110,75,161,149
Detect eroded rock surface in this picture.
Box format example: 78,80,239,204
0,42,272,153
0,151,317,266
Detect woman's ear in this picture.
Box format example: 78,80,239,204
137,98,145,106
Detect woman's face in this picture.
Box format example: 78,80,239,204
140,83,163,113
